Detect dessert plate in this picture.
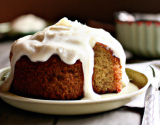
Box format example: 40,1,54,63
0,67,150,115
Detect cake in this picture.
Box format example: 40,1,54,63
0,18,129,100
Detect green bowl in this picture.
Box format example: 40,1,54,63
115,11,160,58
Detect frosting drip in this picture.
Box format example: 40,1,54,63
0,17,129,100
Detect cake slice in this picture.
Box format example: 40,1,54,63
0,18,129,100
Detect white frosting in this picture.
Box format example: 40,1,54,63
0,17,129,100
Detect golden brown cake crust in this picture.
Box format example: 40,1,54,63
11,54,84,100
10,42,122,100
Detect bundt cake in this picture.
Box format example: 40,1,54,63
0,18,129,100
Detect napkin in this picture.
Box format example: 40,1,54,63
125,60,160,108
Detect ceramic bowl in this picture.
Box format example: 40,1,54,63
115,11,160,58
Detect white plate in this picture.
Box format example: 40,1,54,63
0,67,150,115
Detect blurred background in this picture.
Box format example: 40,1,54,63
1,0,160,25
1,0,160,36
1,0,160,68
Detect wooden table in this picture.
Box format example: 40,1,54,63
0,41,154,125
